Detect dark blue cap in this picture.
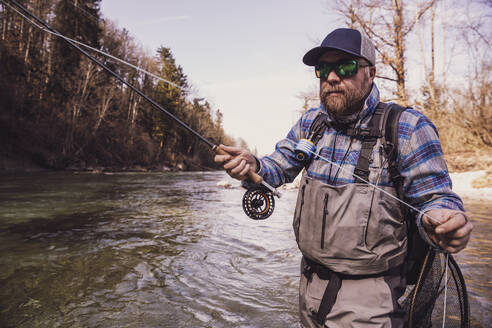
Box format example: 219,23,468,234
303,28,376,66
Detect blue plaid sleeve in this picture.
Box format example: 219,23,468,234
398,109,464,213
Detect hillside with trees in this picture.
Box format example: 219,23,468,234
0,0,234,171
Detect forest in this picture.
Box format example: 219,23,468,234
1,0,491,173
0,0,234,171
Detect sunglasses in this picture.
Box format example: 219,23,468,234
315,60,371,79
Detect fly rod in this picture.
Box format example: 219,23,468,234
2,0,280,220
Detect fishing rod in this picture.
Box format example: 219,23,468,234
4,3,471,326
2,0,280,220
0,0,462,224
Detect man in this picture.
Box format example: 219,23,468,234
215,28,472,327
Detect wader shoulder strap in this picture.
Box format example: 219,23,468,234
353,104,385,183
308,112,329,145
303,112,329,169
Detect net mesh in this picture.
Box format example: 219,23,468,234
400,251,470,328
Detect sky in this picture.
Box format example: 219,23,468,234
99,0,338,156
98,0,490,156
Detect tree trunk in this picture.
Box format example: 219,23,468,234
94,86,115,133
431,4,435,82
393,0,407,105
64,60,95,154
24,25,33,83
18,16,24,52
127,90,141,145
1,5,9,41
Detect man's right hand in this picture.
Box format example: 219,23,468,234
214,144,257,181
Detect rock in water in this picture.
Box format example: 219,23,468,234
217,180,233,189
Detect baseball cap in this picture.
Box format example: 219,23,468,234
303,28,376,66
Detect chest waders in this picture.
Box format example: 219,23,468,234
295,103,470,327
295,103,408,273
295,103,405,325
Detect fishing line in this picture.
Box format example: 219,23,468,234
3,0,459,227
1,0,187,93
303,147,443,225
1,0,212,148
305,145,454,325
65,0,101,24
442,253,449,328
2,0,280,220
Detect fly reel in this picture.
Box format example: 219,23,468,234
242,187,275,220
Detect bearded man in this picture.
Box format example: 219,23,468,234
215,28,472,327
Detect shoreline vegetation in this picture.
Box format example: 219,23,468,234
445,150,492,193
0,1,240,174
1,1,490,188
449,170,492,201
3,150,490,202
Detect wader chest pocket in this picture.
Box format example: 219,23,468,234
294,177,375,265
294,176,408,274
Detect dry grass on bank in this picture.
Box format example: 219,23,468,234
445,149,492,173
471,167,492,189
445,148,492,188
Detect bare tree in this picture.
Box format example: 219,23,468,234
297,82,320,114
414,0,491,153
331,0,436,105
448,0,492,149
313,0,492,161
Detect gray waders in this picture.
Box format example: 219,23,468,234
294,105,408,327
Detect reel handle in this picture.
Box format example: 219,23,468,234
214,145,263,185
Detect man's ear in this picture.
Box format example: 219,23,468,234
368,66,376,79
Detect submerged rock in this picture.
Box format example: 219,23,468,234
217,180,233,188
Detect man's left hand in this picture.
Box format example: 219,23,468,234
422,209,473,253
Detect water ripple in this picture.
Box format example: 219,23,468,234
0,172,488,327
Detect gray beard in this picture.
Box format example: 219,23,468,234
320,83,369,116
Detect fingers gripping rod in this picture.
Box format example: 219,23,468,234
3,0,280,198
213,146,281,198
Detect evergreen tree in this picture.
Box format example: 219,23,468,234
0,0,235,170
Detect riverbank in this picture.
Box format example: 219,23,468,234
0,154,214,173
3,150,491,202
450,170,492,201
280,169,492,202
445,149,492,173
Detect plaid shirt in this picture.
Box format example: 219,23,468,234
258,83,464,222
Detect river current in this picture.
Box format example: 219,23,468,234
0,171,490,327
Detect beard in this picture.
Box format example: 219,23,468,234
320,81,370,116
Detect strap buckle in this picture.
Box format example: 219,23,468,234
354,167,369,177
302,263,315,282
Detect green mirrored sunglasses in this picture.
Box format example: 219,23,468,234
315,60,371,79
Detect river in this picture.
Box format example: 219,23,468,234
0,171,490,327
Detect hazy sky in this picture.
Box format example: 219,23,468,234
99,0,338,155
98,1,486,156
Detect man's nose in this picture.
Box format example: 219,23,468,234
326,69,341,84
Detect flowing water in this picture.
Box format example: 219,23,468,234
0,171,490,328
